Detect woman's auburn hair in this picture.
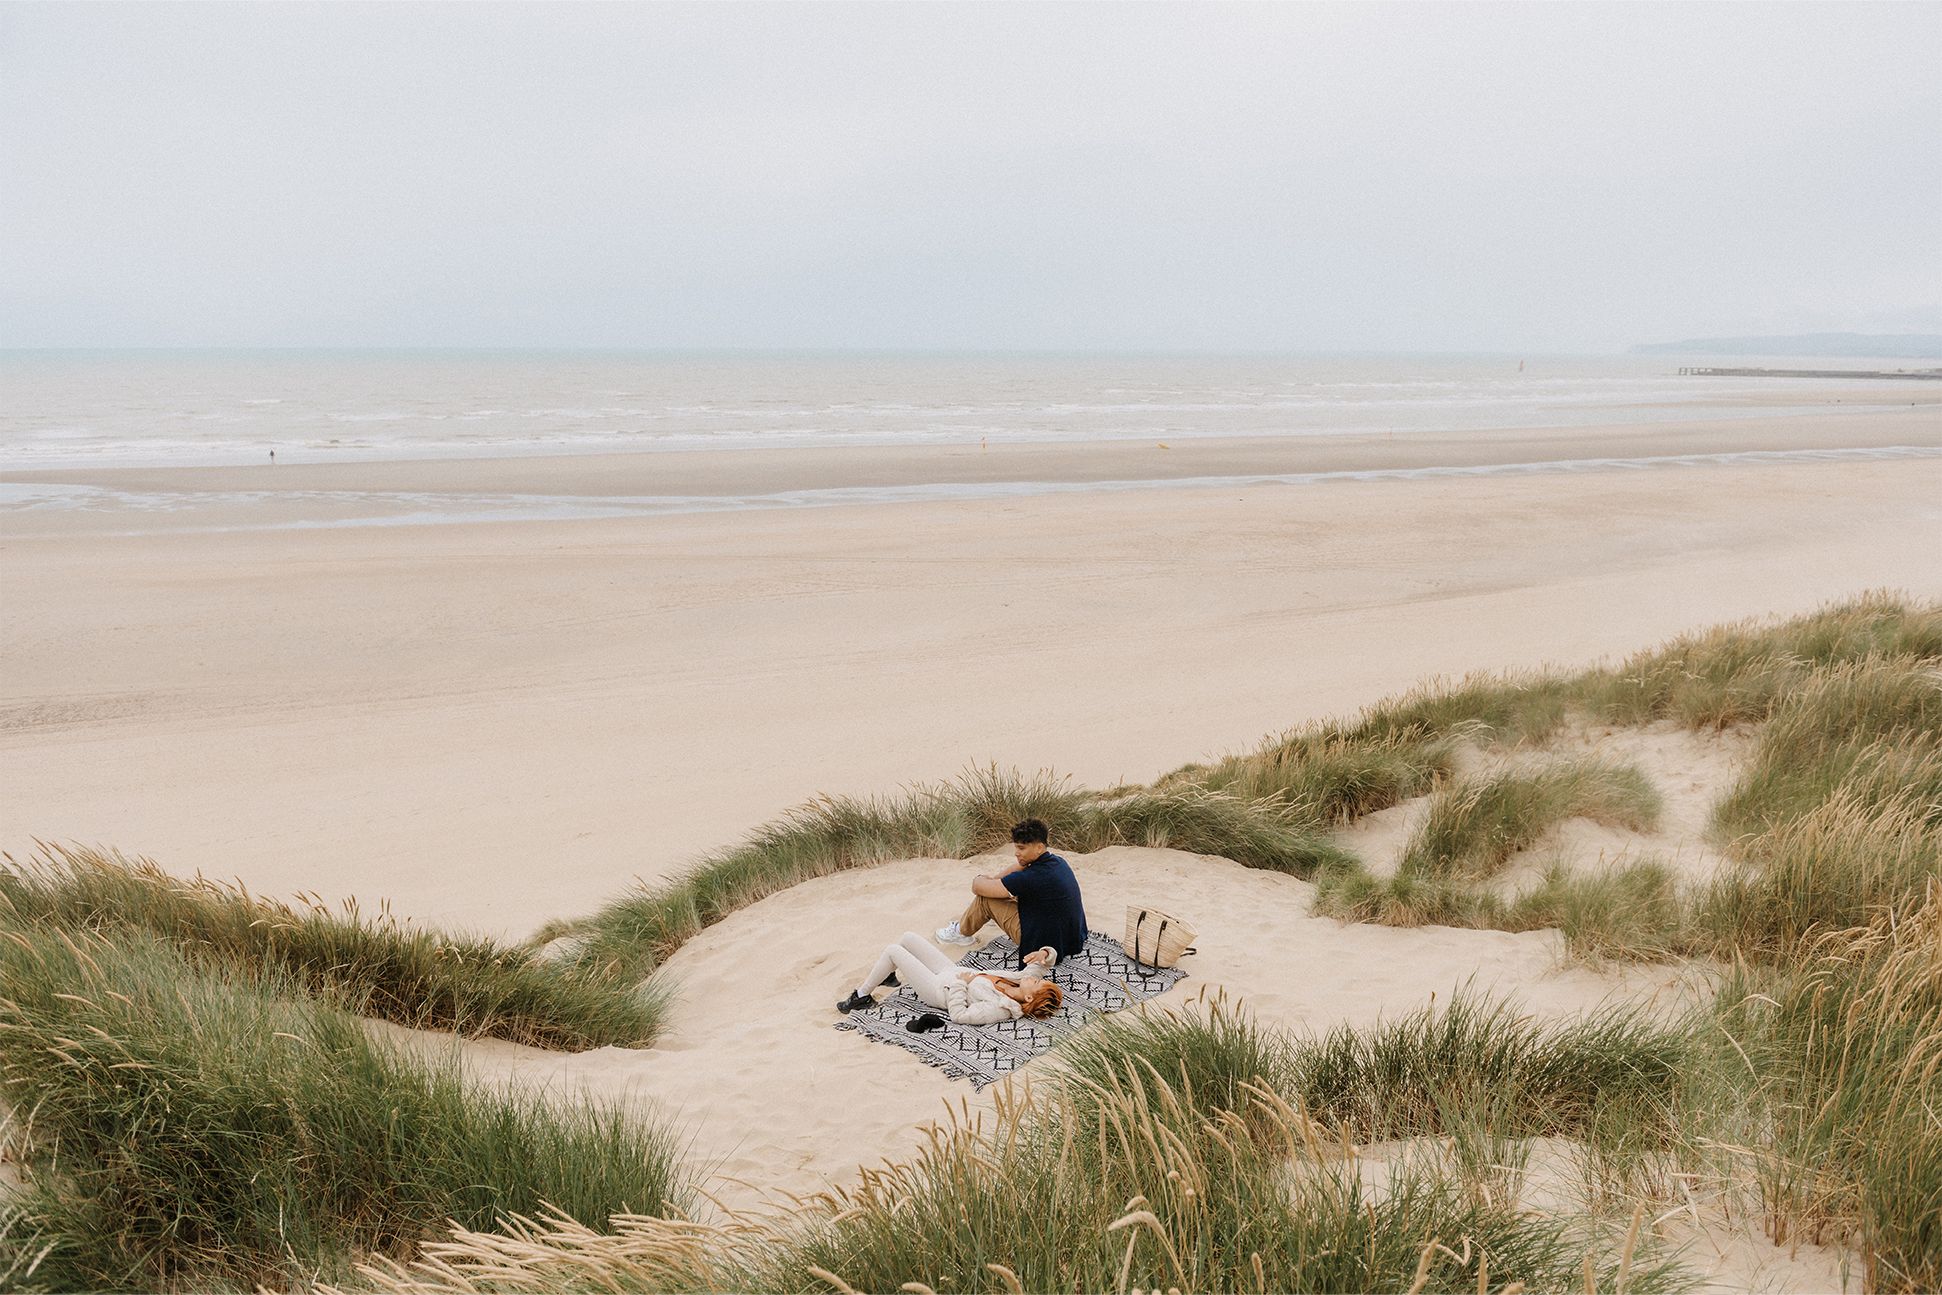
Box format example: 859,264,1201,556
1022,981,1063,1019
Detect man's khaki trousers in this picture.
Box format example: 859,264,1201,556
957,893,1021,945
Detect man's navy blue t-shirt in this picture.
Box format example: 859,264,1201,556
1001,851,1088,966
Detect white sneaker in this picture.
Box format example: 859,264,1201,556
935,921,974,946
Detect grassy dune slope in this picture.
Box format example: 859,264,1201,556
5,592,1940,1291
0,929,685,1291
0,845,664,1050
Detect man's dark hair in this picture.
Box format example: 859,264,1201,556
1010,818,1050,845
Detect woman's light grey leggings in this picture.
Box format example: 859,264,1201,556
858,931,960,1010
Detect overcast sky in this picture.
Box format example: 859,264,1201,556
3,2,1937,353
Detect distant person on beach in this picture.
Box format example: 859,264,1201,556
836,932,1062,1023
934,818,1088,967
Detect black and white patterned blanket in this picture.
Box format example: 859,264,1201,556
833,931,1188,1088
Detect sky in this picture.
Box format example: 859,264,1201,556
2,2,1938,353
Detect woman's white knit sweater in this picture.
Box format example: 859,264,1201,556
943,966,1048,1025
945,974,1024,1026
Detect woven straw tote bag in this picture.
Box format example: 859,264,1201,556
1122,905,1196,971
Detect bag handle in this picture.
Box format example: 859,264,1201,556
1131,909,1167,976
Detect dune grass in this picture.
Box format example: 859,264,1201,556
1285,994,1690,1147
1695,795,1942,961
1055,989,1690,1152
1678,652,1942,965
1312,758,1663,932
346,996,1685,1295
1505,859,1691,962
0,844,662,1050
1162,727,1466,817
1712,654,1942,841
556,767,1354,988
1717,888,1942,1292
0,927,688,1293
1397,758,1662,881
1574,590,1942,731
1074,783,1362,876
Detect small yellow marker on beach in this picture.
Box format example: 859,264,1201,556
1157,442,1169,449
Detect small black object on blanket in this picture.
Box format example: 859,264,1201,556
905,1012,947,1033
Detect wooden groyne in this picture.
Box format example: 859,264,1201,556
1678,366,1942,380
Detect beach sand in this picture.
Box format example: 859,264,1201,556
4,406,1940,937
7,403,1929,1290
398,845,1698,1207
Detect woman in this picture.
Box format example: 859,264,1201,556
837,931,1063,1024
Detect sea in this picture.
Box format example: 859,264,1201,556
3,351,1933,532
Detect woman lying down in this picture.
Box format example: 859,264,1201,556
837,931,1064,1026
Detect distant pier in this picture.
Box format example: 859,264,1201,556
1678,366,1942,380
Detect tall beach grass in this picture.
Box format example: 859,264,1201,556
345,997,1685,1295
1719,888,1942,1291
0,927,688,1292
0,844,663,1050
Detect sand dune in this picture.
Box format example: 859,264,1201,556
392,845,1693,1210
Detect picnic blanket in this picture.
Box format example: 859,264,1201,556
833,930,1188,1088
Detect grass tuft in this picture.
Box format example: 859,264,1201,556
1285,992,1691,1146
0,927,688,1291
1398,758,1662,881
0,844,662,1050
1712,655,1942,841
1725,887,1942,1290
1697,793,1942,960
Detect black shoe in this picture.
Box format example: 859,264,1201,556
905,1012,947,1033
836,991,875,1014
882,971,899,987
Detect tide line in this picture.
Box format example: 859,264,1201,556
4,444,1938,536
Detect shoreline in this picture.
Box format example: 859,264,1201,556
4,406,1939,539
10,404,1939,494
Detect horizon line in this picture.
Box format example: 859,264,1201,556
0,345,1629,359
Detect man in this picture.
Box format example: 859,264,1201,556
936,818,1088,967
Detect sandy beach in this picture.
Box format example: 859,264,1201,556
4,403,1939,937
12,6,1941,1284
